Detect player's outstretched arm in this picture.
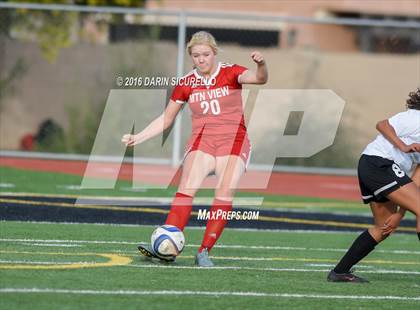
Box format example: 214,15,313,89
376,119,420,153
121,100,182,147
238,51,268,85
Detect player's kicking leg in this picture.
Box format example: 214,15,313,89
138,150,214,263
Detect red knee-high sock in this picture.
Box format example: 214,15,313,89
165,192,193,231
199,198,232,253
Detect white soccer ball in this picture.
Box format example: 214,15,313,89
151,225,185,256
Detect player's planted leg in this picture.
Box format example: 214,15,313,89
196,154,246,267
327,230,375,283
195,248,214,267
196,198,232,267
328,201,397,283
327,270,369,283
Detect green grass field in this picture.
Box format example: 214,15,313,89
1,221,419,309
1,165,419,309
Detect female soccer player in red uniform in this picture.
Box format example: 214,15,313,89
122,31,268,266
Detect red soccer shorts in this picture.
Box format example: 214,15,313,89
184,129,251,168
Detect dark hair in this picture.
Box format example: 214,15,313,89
406,88,420,110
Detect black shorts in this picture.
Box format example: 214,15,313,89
358,154,412,204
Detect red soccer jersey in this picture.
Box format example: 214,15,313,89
170,62,248,136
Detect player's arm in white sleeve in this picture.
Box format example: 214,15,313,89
376,116,420,153
122,99,183,147
238,51,268,85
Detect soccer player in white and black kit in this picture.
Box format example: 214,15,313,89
328,88,420,283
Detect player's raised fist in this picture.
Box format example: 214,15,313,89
121,134,131,144
121,134,140,147
251,51,265,64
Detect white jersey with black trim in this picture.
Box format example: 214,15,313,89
362,109,420,173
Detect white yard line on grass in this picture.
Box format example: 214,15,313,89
0,220,368,234
55,185,84,190
1,238,419,255
0,288,419,301
0,256,417,275
0,260,95,265
0,238,137,245
125,264,420,275
304,263,374,269
3,248,418,267
0,183,15,188
23,243,83,247
119,187,148,192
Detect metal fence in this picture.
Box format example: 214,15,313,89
0,2,419,170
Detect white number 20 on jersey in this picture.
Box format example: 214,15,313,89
200,99,221,115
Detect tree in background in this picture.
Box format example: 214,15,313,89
75,0,144,6
1,0,165,155
5,0,145,62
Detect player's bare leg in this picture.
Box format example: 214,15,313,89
412,165,420,185
328,201,399,283
410,165,420,240
196,155,246,267
386,182,420,236
214,154,246,201
139,150,215,262
178,150,216,197
369,201,399,242
166,150,216,230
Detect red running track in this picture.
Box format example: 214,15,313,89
0,157,361,202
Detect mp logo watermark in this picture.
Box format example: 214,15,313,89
76,88,345,207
